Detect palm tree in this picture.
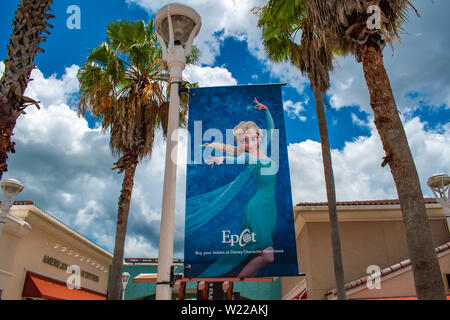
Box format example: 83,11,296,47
256,1,347,299
305,0,446,300
77,19,197,300
0,0,54,180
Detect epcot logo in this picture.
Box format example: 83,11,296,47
222,229,256,247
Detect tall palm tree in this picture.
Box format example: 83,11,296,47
77,19,197,300
0,0,54,180
306,0,446,300
257,1,347,299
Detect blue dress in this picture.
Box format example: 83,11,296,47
185,109,278,277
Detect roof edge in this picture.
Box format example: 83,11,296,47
325,241,450,297
297,198,438,207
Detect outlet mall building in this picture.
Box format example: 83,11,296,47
0,199,449,300
0,201,112,300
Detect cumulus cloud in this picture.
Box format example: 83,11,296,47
289,117,450,204
1,61,239,258
328,0,450,114
183,65,237,87
127,0,264,65
3,62,449,259
284,99,308,122
128,0,309,92
1,0,448,259
351,113,370,128
24,64,80,108
129,0,450,111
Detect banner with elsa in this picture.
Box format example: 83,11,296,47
184,84,298,278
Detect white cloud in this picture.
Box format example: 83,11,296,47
288,117,450,204
1,63,173,257
125,235,158,258
328,1,450,114
0,61,79,109
75,200,103,234
24,65,80,108
284,99,308,122
128,1,450,111
183,65,237,87
2,59,449,259
351,113,370,128
128,0,309,93
128,0,265,65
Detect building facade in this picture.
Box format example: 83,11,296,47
0,202,113,300
283,198,450,300
122,259,282,300
2,198,448,300
120,199,450,300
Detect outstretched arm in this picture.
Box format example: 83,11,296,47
207,153,255,167
254,98,275,147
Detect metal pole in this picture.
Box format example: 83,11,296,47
0,207,7,239
154,3,200,300
156,79,181,300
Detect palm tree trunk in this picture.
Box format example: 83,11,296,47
107,155,138,300
0,110,17,181
360,44,446,300
313,85,347,300
0,0,54,180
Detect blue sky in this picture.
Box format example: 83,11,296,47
0,0,374,149
0,0,449,257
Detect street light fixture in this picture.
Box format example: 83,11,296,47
121,272,131,300
154,3,201,301
427,174,450,234
0,179,24,238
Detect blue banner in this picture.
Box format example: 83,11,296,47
184,84,298,278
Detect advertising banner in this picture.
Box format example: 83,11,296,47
184,84,298,278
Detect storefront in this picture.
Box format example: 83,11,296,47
0,201,112,300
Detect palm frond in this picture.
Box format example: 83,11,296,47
77,18,198,161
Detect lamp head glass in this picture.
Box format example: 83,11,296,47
155,3,201,46
158,15,195,45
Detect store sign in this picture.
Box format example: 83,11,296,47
184,84,298,278
42,255,99,282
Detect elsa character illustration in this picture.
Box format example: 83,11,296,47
185,98,278,278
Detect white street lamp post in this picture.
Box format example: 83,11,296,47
0,179,24,239
427,174,450,234
154,3,201,300
121,272,131,300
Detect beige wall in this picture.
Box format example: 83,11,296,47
281,204,450,300
348,251,450,299
0,205,113,300
0,215,31,297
